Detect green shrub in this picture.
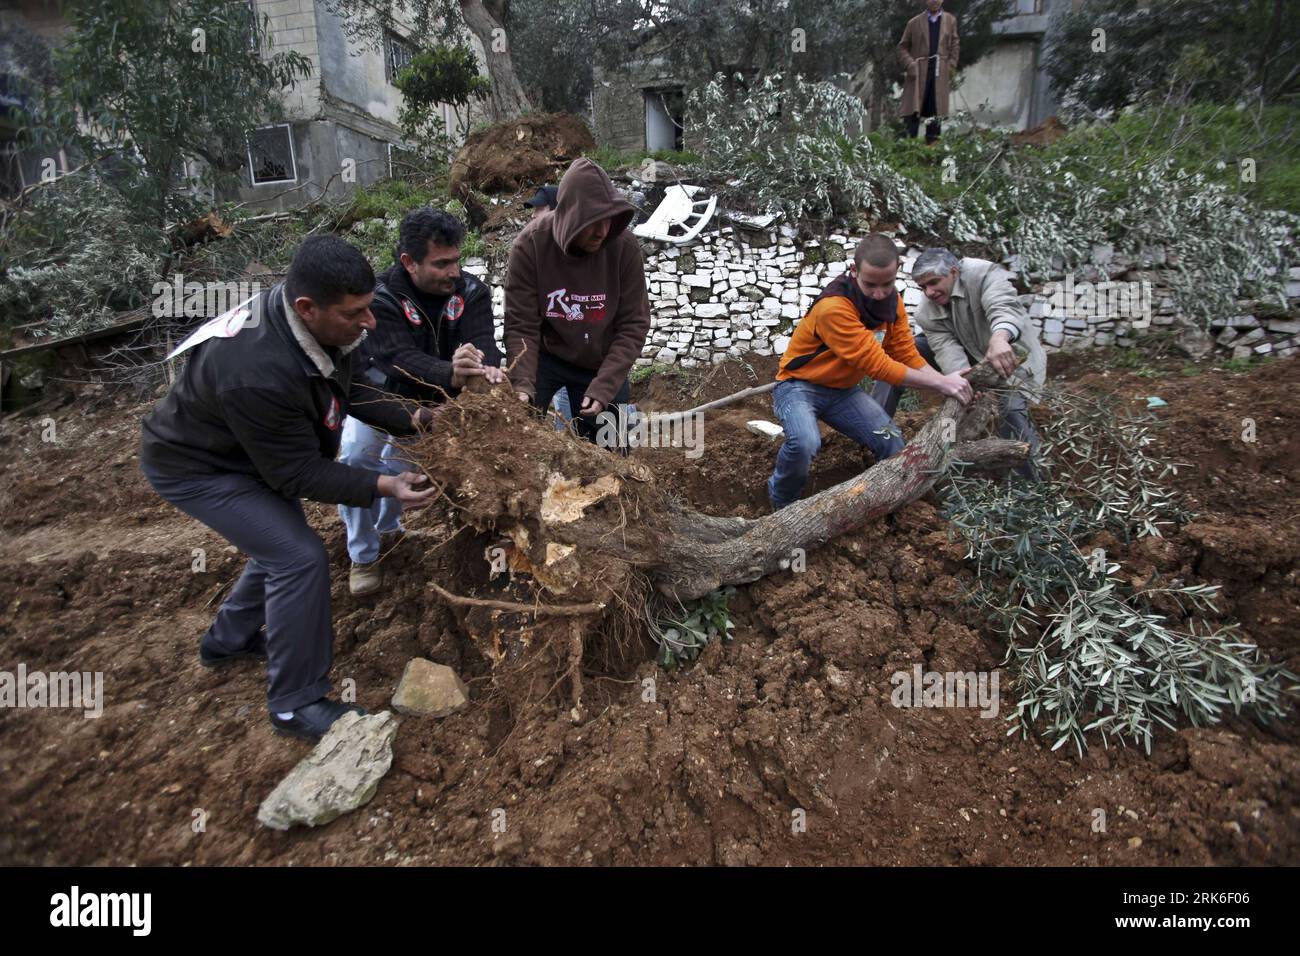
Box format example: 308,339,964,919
0,173,166,338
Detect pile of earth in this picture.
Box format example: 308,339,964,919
0,354,1296,865
449,112,596,196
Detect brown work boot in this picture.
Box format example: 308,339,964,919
349,561,383,596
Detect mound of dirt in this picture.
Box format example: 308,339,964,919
1011,116,1068,147
0,355,1297,866
449,112,596,196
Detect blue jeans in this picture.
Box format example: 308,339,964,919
336,416,405,564
869,333,939,417
549,387,572,432
767,378,905,510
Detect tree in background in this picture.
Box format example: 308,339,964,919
327,1,1010,127
1044,0,1300,115
326,0,530,121
395,44,491,162
587,0,1008,132
508,0,596,114
36,0,311,228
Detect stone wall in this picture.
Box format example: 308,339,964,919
461,227,1300,367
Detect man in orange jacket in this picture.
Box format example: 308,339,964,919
767,234,973,510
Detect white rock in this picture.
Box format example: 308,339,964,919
746,420,785,439
257,712,398,831
391,659,468,717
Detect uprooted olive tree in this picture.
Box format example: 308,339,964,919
392,362,1027,719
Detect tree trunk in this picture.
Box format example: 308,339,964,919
459,0,533,121
414,363,1026,608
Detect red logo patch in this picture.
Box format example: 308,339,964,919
444,295,464,322
324,397,341,430
402,299,421,326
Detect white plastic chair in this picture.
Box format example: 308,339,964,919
633,184,717,244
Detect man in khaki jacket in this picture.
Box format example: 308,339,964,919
898,0,960,143
879,248,1045,479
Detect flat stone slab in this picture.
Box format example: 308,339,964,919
746,420,785,440
257,711,398,831
391,658,469,718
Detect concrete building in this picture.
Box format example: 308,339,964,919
227,0,487,210
0,0,69,194
955,0,1075,129
591,1,1079,152
0,0,486,206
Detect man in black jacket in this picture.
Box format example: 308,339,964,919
341,208,503,595
141,236,436,742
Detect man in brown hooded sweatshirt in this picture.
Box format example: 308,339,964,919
505,158,651,446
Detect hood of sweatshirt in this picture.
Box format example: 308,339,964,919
550,158,636,257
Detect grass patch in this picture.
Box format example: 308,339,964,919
583,146,703,174
630,362,688,385
870,104,1300,216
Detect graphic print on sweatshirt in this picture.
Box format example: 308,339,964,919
546,288,607,323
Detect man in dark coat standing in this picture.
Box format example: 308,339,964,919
898,0,960,144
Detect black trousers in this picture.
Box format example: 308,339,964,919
143,466,335,713
905,113,942,142
534,350,632,451
905,67,942,142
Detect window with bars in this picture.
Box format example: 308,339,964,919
385,31,416,85
247,124,296,185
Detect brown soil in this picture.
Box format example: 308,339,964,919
1010,116,1069,147
449,112,595,196
1,355,1297,866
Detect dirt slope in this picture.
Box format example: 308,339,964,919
0,356,1296,865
